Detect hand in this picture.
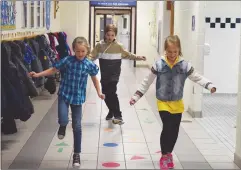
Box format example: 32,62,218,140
129,98,136,106
29,72,39,78
137,56,146,61
98,93,105,100
210,87,216,93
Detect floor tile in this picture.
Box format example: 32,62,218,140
176,153,207,162
98,146,124,155
98,154,125,162
99,135,123,143
39,160,69,169
194,143,227,150
43,147,73,160
204,155,233,163
123,143,149,154
126,161,154,169
122,135,146,143
125,154,152,161
199,149,233,156
1,160,13,169
209,162,240,169
1,151,19,161
148,146,162,155
191,138,217,144
81,146,99,154
8,160,43,169
181,162,212,169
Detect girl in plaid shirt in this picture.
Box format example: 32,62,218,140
30,37,105,167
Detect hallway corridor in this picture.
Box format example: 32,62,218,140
1,61,240,169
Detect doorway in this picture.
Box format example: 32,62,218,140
94,9,132,51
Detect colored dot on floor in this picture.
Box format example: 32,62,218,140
103,143,118,147
102,162,120,168
104,128,113,132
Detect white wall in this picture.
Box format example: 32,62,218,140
235,2,241,166
59,1,89,52
235,52,241,167
136,1,165,67
203,2,241,94
174,1,206,116
161,2,170,55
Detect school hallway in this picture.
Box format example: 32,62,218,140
1,60,240,170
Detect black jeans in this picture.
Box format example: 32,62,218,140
101,81,122,118
159,111,182,155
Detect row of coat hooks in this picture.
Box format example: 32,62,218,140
1,30,51,41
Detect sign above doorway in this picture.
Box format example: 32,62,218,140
90,1,137,7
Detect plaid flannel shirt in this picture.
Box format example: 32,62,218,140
53,56,99,105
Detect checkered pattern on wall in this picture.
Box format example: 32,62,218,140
205,17,241,28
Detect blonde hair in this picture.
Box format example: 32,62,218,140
164,35,183,56
72,37,90,56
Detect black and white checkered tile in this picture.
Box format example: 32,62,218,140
205,17,241,28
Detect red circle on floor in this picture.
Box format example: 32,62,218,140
102,162,120,168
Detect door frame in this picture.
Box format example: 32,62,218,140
93,8,132,50
167,1,175,35
89,3,138,67
170,2,174,35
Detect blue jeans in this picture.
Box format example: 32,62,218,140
58,96,82,153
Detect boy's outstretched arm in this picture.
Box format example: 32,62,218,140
120,44,146,61
91,76,105,99
187,62,216,93
130,66,157,105
29,67,58,78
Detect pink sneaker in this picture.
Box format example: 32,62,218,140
167,153,174,169
159,156,169,170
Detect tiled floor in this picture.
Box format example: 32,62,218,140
198,94,237,153
1,60,240,169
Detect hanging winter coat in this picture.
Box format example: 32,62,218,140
7,41,39,97
48,33,60,60
24,39,44,88
36,35,58,64
1,42,34,121
56,32,72,59
14,40,32,72
34,36,57,94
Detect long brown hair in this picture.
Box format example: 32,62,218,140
164,35,183,56
104,24,117,42
104,24,118,35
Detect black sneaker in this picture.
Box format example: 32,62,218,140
57,125,66,140
73,153,80,167
112,117,124,124
105,113,113,120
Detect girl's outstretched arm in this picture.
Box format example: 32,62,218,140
89,43,100,61
130,65,157,105
120,44,146,61
187,62,216,93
